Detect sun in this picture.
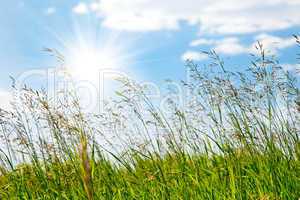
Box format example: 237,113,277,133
65,45,122,81
43,17,140,112
47,18,139,84
61,41,133,112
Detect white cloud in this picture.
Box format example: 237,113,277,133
73,2,89,15
189,34,296,56
0,89,12,110
181,51,208,61
281,64,300,72
90,0,300,34
214,37,249,55
253,34,295,54
183,34,296,60
45,7,56,15
90,2,100,12
190,39,215,47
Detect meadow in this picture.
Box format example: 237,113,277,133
0,40,299,199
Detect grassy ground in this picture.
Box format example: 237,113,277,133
0,42,299,199
0,149,299,199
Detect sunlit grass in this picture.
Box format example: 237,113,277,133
0,40,299,199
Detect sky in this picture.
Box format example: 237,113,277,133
0,0,300,110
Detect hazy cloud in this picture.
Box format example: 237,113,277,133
281,64,300,72
89,0,300,34
189,34,296,56
214,37,249,55
73,2,89,15
181,51,208,61
183,34,296,61
254,34,295,54
190,39,216,47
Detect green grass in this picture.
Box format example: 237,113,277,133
0,42,299,199
1,149,299,199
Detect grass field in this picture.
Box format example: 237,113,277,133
0,42,299,199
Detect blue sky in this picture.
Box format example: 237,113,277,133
0,0,300,109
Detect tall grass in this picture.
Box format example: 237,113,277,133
0,41,299,199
